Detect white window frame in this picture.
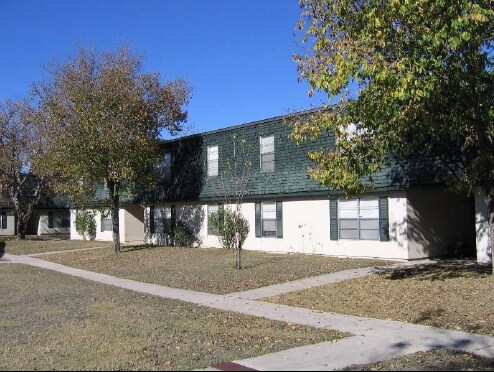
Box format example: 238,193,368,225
207,145,219,177
262,202,277,237
338,198,379,241
207,204,220,235
260,135,275,172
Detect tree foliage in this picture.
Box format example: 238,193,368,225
0,99,54,238
210,207,250,254
290,0,494,196
35,45,191,252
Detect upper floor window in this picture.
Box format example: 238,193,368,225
207,145,219,177
338,198,379,240
159,153,172,179
260,135,274,172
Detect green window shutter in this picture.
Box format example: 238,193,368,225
171,205,176,232
100,214,104,232
1,211,7,230
149,206,155,234
255,202,261,237
379,197,389,242
48,211,54,229
330,199,338,240
276,201,283,238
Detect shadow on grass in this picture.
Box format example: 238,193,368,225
120,244,158,253
377,259,492,281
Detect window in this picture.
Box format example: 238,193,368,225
255,202,283,238
1,211,7,230
153,206,172,234
262,202,277,237
207,145,219,177
159,153,172,179
207,205,219,235
49,211,70,229
260,135,274,172
101,213,112,232
338,198,379,240
61,213,70,228
207,204,223,235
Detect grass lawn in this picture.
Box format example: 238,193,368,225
41,245,391,294
342,349,494,371
1,236,112,255
266,260,494,336
0,264,346,371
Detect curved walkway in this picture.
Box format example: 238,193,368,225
4,253,494,371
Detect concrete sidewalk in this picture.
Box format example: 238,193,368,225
4,253,494,370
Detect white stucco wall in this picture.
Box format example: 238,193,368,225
145,191,409,260
123,205,144,243
407,188,475,260
475,190,492,263
238,192,408,260
70,206,144,243
0,211,16,236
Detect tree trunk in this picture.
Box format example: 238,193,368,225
486,191,494,274
17,215,27,240
236,246,242,269
108,181,121,253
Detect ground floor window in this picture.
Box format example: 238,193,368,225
331,197,389,241
149,205,174,234
207,204,223,235
101,213,112,232
255,201,283,238
1,211,7,230
48,211,70,228
338,198,379,240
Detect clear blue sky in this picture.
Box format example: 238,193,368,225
0,0,327,135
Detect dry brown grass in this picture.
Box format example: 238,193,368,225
266,260,494,336
41,245,391,294
0,264,346,371
1,236,112,255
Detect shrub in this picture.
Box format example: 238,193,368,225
74,210,96,240
173,221,198,247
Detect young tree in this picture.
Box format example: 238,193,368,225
0,99,53,239
35,46,191,252
210,133,256,269
290,0,494,265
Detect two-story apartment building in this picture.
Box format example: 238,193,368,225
70,110,487,262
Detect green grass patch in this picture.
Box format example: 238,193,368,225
42,245,391,294
266,260,494,336
0,264,346,371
